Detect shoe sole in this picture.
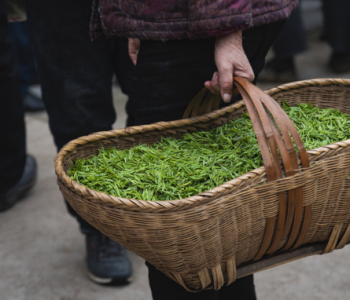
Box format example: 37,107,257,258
87,271,133,286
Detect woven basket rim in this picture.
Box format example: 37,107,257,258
54,78,350,211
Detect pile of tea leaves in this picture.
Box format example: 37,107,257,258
68,102,350,201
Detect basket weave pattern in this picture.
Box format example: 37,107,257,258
55,79,350,291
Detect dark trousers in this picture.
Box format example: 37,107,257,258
272,3,307,59
147,262,256,300
27,0,134,233
26,0,284,297
7,21,38,95
323,0,350,53
0,0,26,195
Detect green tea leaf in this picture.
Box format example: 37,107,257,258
68,103,350,201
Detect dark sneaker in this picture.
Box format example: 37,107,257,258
0,154,37,212
329,52,350,73
86,232,133,285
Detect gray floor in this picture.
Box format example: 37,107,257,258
2,29,350,300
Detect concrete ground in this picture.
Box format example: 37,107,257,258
2,20,350,300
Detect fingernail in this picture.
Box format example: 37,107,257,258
223,93,231,102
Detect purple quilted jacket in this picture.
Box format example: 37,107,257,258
90,0,298,41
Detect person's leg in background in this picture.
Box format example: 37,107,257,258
126,21,285,299
323,0,350,73
26,0,132,284
7,21,45,112
259,3,307,82
0,0,37,212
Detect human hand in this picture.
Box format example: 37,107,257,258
205,30,254,103
128,38,141,66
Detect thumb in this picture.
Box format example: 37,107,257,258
128,38,141,66
218,66,234,103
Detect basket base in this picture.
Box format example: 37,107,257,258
173,241,345,292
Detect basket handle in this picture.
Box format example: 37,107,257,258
183,78,311,257
183,88,221,119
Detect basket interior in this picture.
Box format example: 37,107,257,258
61,84,350,174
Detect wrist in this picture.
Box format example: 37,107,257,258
215,29,242,43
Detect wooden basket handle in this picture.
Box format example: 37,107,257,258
183,77,311,257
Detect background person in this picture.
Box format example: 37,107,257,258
258,3,308,82
26,0,133,286
323,0,350,73
0,0,37,212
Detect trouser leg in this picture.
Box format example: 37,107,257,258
7,21,37,96
26,0,123,233
272,4,307,59
323,0,350,53
127,20,285,298
147,262,256,300
26,0,117,150
0,0,26,194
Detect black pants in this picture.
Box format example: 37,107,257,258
26,0,284,297
0,0,26,195
272,2,307,59
323,0,350,53
147,262,256,300
27,0,135,233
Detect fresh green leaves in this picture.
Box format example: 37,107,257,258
68,102,350,201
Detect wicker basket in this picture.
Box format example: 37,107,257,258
55,78,350,292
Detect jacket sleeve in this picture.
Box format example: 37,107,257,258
91,0,297,41
187,0,252,37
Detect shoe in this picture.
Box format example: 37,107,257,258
329,52,350,73
86,232,133,285
0,155,37,212
258,57,298,83
23,92,45,112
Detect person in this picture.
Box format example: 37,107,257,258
92,1,297,299
26,0,297,298
258,3,307,82
0,0,37,212
259,0,350,79
323,0,350,73
26,0,133,286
